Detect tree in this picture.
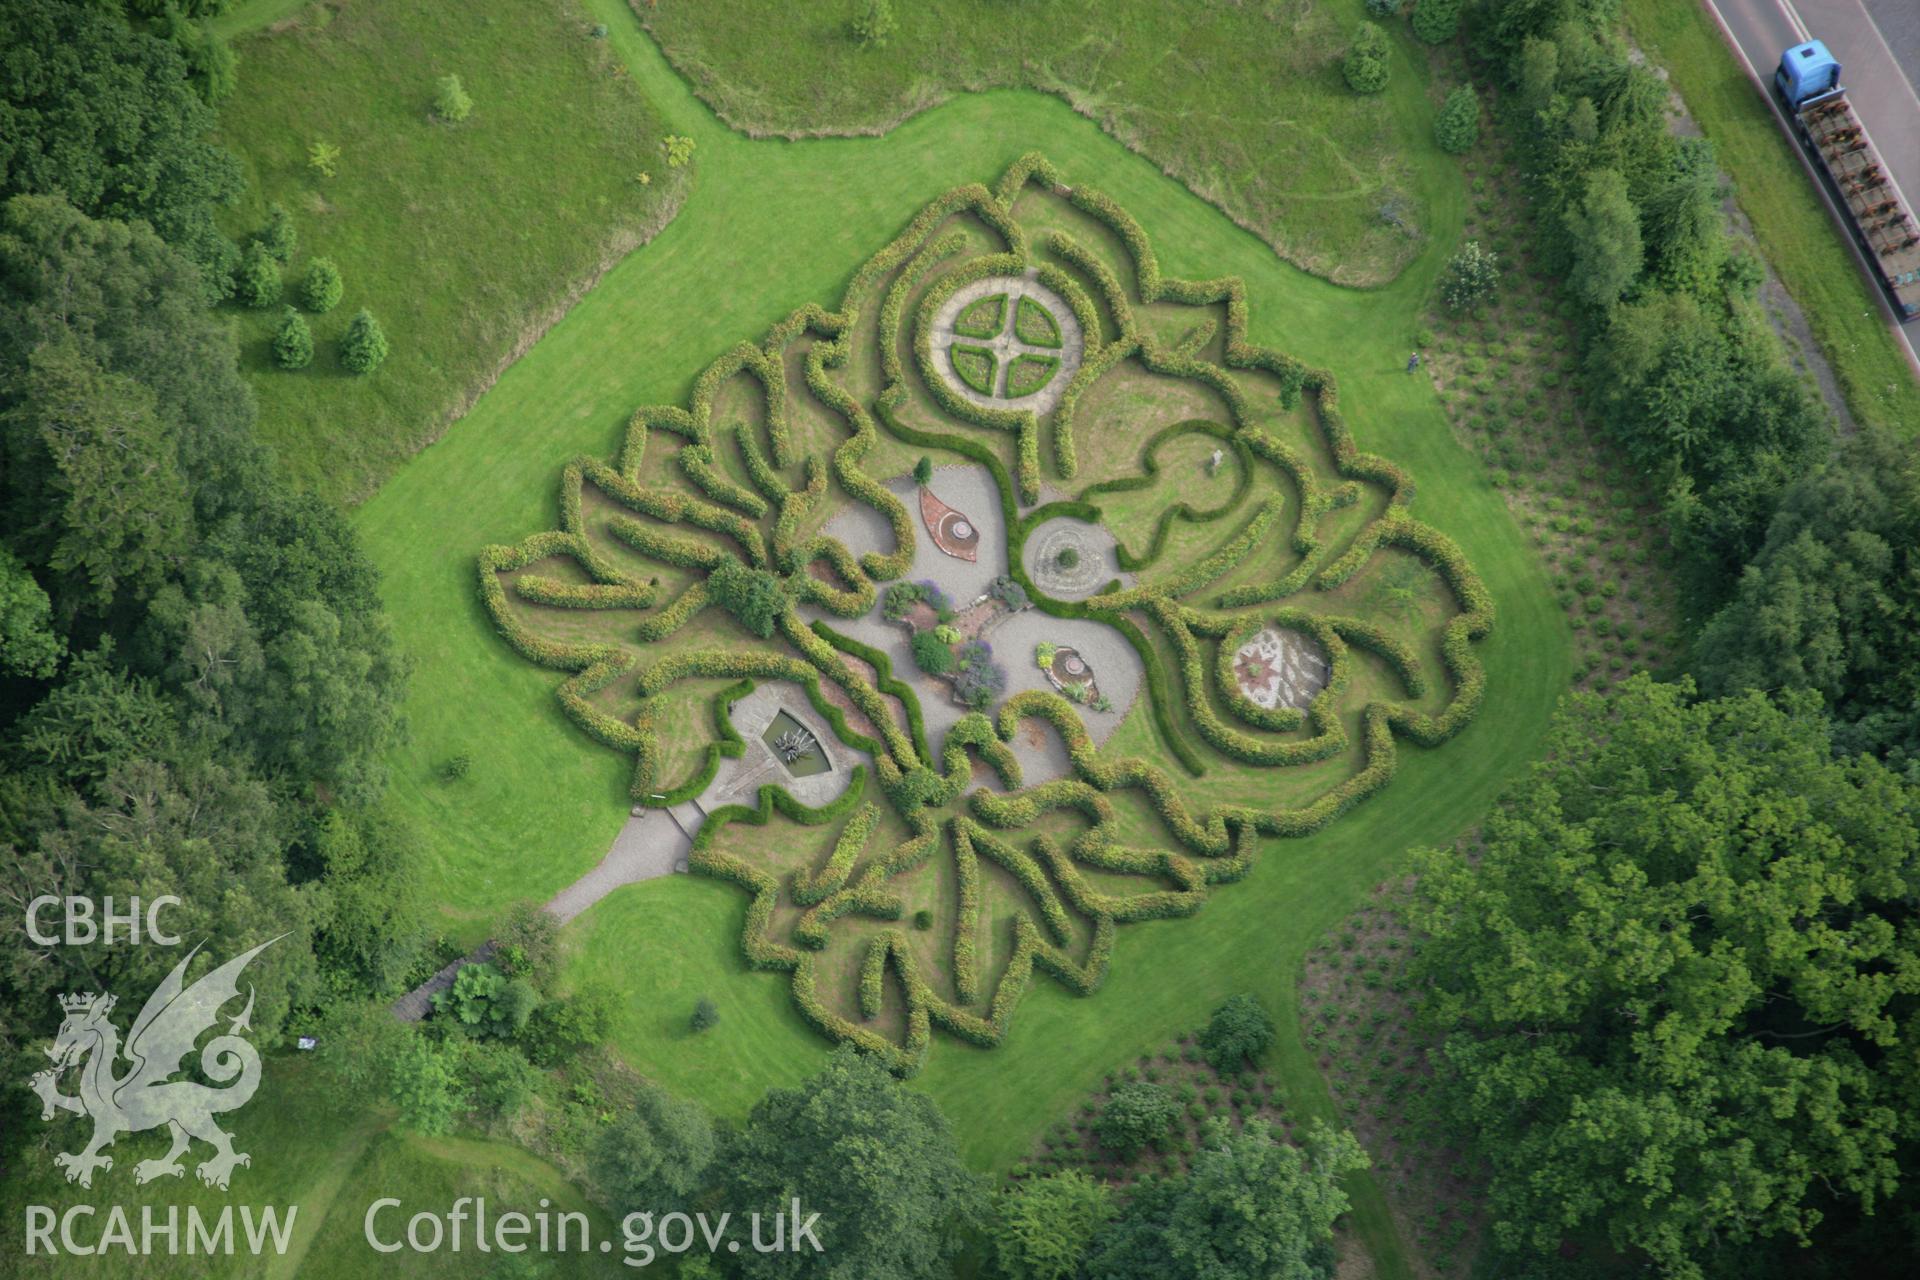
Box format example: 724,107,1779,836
1642,137,1727,295
690,997,720,1032
434,73,473,122
994,1170,1113,1280
1432,85,1480,153
0,545,63,678
1407,676,1920,1278
300,256,344,312
1411,0,1463,44
1095,1082,1180,1157
910,629,956,675
0,342,192,613
1692,431,1920,761
706,559,786,638
592,1083,719,1216
520,989,613,1067
307,139,341,178
851,0,897,48
1563,167,1643,307
492,900,559,989
1199,994,1275,1074
913,455,934,486
340,308,390,373
454,1038,539,1122
388,1033,465,1135
1084,1120,1368,1280
234,240,283,308
1342,22,1391,94
719,1047,987,1280
0,0,245,294
1439,240,1500,312
259,203,297,264
272,307,313,369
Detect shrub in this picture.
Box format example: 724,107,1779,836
932,623,961,644
1440,241,1501,312
707,560,786,639
910,629,956,676
339,308,390,373
258,202,296,263
300,256,343,313
1433,86,1480,154
439,753,472,781
912,908,934,931
662,135,695,167
851,0,896,48
1200,995,1277,1073
988,575,1029,610
1365,0,1403,14
1096,1082,1180,1156
271,307,313,370
1343,23,1391,94
913,455,933,485
1412,0,1462,43
690,997,720,1032
1056,546,1080,570
433,73,473,121
234,240,281,308
953,646,1007,710
881,581,923,621
307,139,340,178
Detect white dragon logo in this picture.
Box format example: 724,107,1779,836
28,938,281,1191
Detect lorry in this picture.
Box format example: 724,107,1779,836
1773,39,1920,322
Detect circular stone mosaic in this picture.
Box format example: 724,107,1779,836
1232,627,1331,712
928,273,1084,413
1026,519,1109,598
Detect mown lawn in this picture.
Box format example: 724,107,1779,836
641,0,1445,287
345,3,1569,1276
1623,0,1920,436
0,1058,621,1279
213,0,685,502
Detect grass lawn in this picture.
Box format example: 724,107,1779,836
345,3,1571,1275
0,1058,620,1279
213,0,686,502
1623,0,1920,436
640,0,1445,287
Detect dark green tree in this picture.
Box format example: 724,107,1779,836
235,239,283,308
0,1,245,294
1411,0,1462,44
1084,1119,1368,1280
707,560,786,639
720,1047,987,1280
994,1170,1113,1280
1563,167,1643,307
913,455,934,485
1692,432,1920,761
258,202,297,264
0,342,192,615
1407,676,1920,1277
1198,994,1276,1073
301,256,344,313
272,307,313,369
690,997,720,1032
339,308,390,374
1342,22,1391,94
1433,85,1480,153
591,1083,719,1216
1095,1081,1181,1157
0,547,62,677
910,629,956,675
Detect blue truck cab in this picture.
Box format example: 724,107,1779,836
1776,40,1843,110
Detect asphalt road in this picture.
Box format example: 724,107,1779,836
1704,0,1920,360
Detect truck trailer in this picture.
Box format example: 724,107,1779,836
1773,40,1920,322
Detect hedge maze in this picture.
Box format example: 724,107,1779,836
478,155,1492,1072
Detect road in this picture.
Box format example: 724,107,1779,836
1704,0,1920,368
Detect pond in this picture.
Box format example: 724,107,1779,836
762,709,832,777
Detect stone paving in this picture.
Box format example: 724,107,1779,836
927,272,1084,413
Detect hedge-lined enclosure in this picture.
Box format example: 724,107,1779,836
477,156,1492,1071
